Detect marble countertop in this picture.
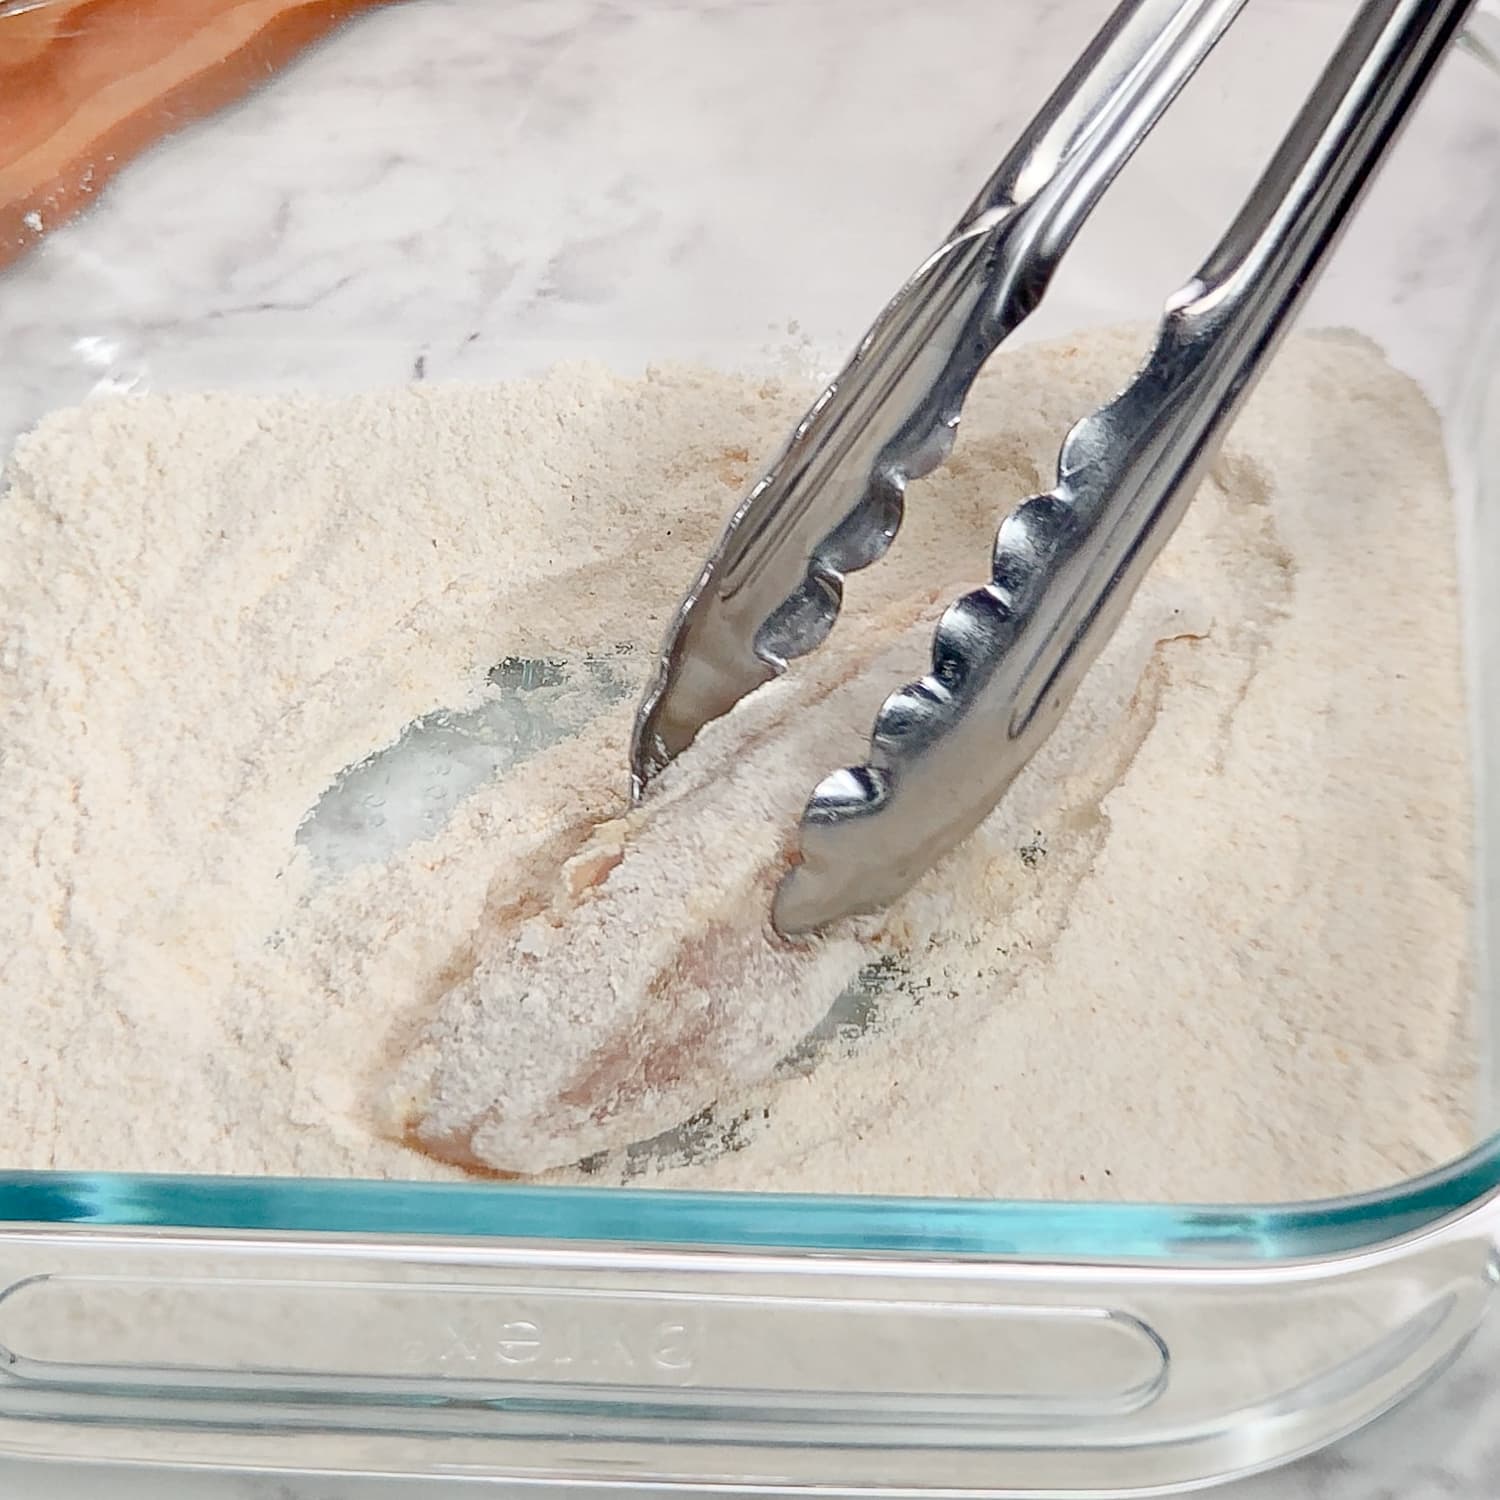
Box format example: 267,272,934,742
2,0,1499,1496
4,0,1499,441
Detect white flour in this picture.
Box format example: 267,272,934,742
0,327,1474,1201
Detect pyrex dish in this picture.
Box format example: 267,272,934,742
1,1,1499,1494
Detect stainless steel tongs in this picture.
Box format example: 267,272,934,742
630,0,1478,936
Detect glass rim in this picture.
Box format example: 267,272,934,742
2,1128,1496,1264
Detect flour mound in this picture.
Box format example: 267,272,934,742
0,328,1473,1199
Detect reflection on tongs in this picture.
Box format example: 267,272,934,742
630,0,1479,935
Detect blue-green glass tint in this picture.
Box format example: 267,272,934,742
2,1127,1497,1262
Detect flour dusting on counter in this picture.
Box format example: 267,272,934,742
0,328,1474,1200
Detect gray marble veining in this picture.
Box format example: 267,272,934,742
3,0,1497,444
1,0,1498,1495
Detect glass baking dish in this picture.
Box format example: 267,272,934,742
1,0,1499,1493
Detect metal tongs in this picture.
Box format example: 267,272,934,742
630,0,1477,936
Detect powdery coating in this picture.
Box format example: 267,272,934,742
0,361,798,1178
0,328,1475,1199
581,334,1478,1199
392,577,1218,1176
388,595,940,1174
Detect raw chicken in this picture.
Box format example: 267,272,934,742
383,587,953,1174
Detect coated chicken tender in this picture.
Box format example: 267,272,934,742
384,588,955,1175
385,556,1218,1178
